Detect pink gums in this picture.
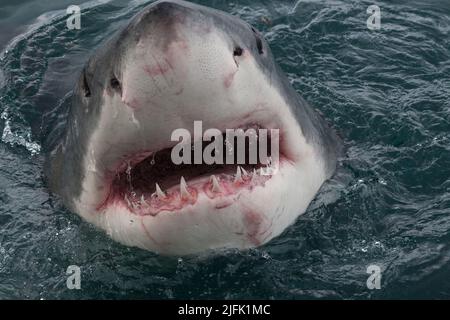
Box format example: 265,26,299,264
96,150,156,211
101,169,273,217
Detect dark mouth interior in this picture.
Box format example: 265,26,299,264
111,131,273,197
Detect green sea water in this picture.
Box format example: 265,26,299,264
0,0,449,299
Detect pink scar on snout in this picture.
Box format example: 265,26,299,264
144,63,170,77
224,70,237,88
165,40,189,63
123,97,141,110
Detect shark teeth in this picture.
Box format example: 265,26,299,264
234,166,243,183
180,176,191,199
126,164,271,210
251,169,258,183
141,194,148,206
125,194,132,207
151,183,166,198
210,175,222,193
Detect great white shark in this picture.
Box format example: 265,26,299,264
46,0,342,255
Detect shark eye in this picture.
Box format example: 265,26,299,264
82,71,91,98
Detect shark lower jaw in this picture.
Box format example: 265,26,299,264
75,121,320,255
88,159,307,255
94,121,292,217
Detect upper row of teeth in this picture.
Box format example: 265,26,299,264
141,166,265,201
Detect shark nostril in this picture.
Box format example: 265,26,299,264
233,47,244,67
233,47,243,57
110,76,122,93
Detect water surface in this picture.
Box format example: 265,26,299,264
0,0,449,299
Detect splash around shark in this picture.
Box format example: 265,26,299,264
45,0,342,255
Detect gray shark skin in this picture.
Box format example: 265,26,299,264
46,0,342,255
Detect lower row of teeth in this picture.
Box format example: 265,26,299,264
125,166,270,207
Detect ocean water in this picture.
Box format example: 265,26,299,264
0,0,449,299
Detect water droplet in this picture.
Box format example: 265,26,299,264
126,161,133,189
150,153,156,165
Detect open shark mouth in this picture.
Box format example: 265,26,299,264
102,125,286,216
